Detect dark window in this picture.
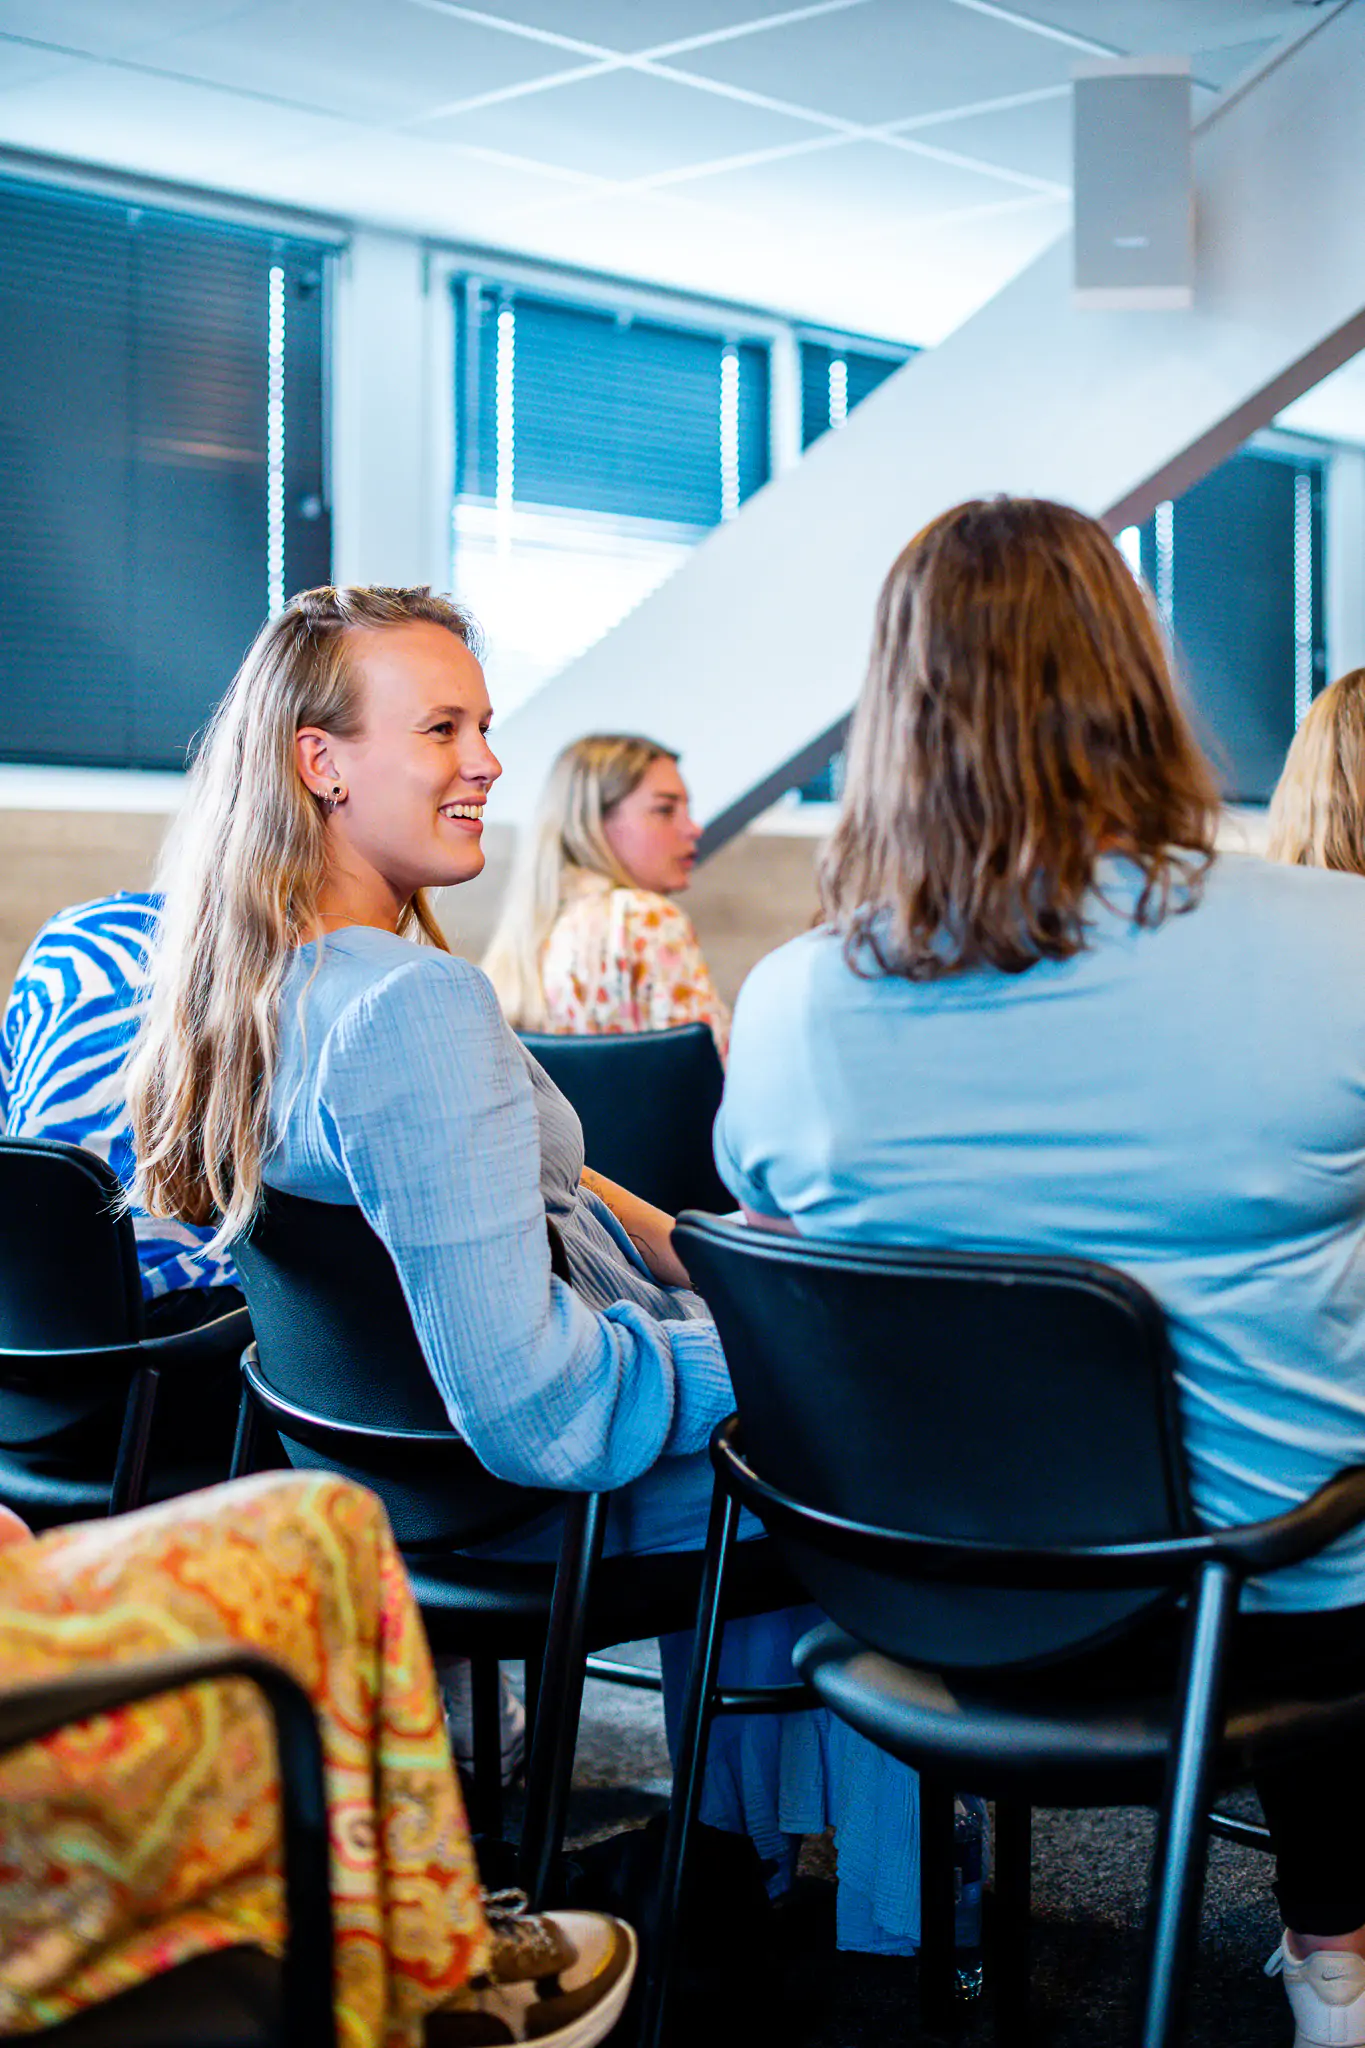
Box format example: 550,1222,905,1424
451,278,771,709
1134,447,1326,802
799,339,912,450
455,284,770,523
0,176,331,770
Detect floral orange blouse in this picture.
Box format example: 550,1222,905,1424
540,873,730,1060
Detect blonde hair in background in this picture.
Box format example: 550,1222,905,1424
126,584,478,1247
483,733,678,1030
820,497,1220,981
1266,669,1365,874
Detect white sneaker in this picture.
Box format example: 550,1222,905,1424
439,1660,527,1786
430,1909,637,2047
1267,1937,1365,2046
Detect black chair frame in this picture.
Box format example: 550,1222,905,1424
644,1429,1365,2048
638,1215,1365,2048
0,1644,334,2046
517,1022,732,1217
233,1342,797,1903
0,1138,250,1522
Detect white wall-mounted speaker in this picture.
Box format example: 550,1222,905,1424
1072,57,1193,309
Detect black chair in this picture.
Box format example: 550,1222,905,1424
230,1186,795,1900
643,1215,1365,2048
518,1024,731,1215
0,1138,251,1526
0,1643,333,2046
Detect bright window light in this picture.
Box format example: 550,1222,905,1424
266,265,285,617
1294,470,1314,728
828,356,848,430
1154,500,1175,630
720,347,740,522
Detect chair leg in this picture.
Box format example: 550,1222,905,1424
1139,1561,1239,2048
110,1364,160,1515
920,1778,960,2040
992,1800,1032,2046
468,1657,505,1843
518,1492,608,1907
230,1384,263,1480
636,1480,740,2048
523,1650,542,1756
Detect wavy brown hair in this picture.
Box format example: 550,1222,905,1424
127,584,476,1245
1266,669,1365,874
819,497,1220,979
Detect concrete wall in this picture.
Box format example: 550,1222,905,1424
0,812,820,1011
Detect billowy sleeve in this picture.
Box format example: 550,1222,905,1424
316,953,734,1489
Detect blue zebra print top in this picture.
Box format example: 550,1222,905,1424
0,892,237,1300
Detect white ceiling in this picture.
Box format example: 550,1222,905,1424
0,0,1341,353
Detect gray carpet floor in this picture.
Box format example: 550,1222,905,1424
506,1645,1292,2047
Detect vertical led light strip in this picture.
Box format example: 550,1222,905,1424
266,265,286,617
495,304,516,559
1154,499,1175,632
1117,525,1143,577
1293,469,1314,728
828,356,848,431
720,346,740,521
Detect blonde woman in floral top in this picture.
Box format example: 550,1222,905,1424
484,735,730,1058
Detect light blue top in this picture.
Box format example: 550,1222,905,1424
267,925,732,1493
715,853,1365,1613
0,892,238,1300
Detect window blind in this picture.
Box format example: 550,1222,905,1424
0,176,331,770
451,279,771,713
1135,447,1325,802
456,285,770,524
799,339,911,451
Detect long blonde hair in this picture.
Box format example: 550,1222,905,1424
821,497,1220,980
127,584,476,1245
1266,670,1365,874
483,733,677,1029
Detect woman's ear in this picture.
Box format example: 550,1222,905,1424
296,727,340,800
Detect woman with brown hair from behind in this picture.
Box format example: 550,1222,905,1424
715,497,1365,2041
1266,667,1365,874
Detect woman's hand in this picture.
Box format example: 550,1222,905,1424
580,1167,693,1289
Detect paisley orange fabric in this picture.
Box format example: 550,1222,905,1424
0,1472,488,2046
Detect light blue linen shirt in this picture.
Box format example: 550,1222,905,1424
266,925,732,1493
715,853,1365,1613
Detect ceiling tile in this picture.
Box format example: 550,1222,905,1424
0,59,361,182
906,91,1071,187
1006,2,1301,54
147,0,574,124
0,40,75,92
253,126,596,225
0,3,250,61
1189,35,1281,88
673,0,1076,128
415,63,827,180
450,0,873,51
673,134,1034,234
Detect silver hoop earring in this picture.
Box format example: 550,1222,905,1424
322,783,344,813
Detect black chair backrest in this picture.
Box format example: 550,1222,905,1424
0,1137,147,1448
673,1214,1196,1673
234,1186,555,1549
519,1024,730,1216
0,1138,142,1347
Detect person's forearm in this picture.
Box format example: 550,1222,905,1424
580,1166,693,1289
